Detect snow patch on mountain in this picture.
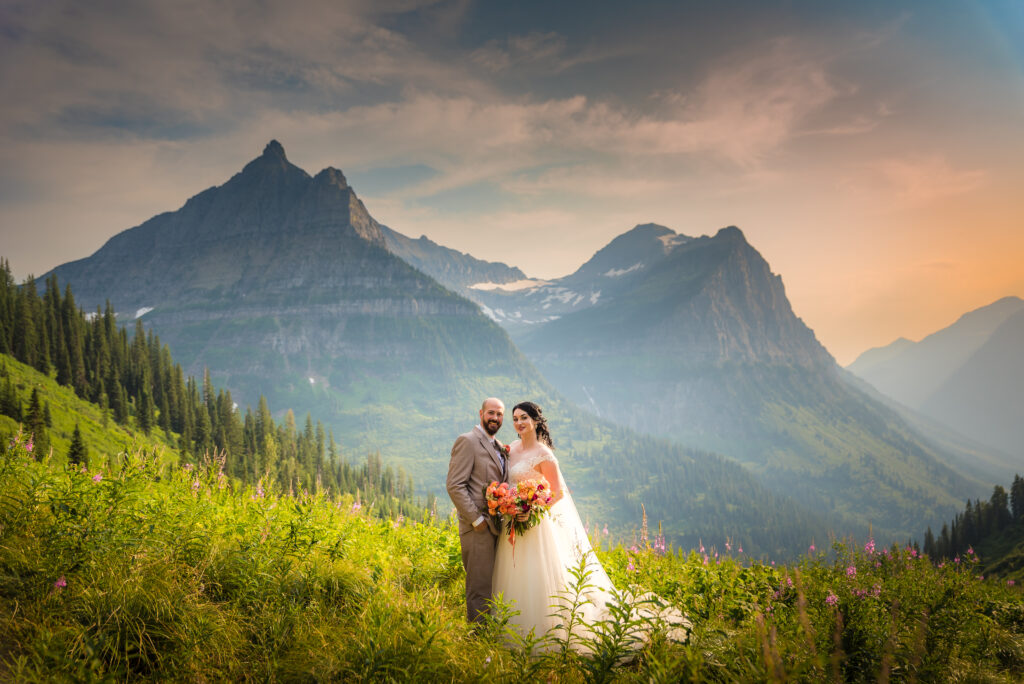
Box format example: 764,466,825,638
469,278,547,291
135,307,154,318
604,263,643,277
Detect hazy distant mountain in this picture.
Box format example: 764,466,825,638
379,225,526,293
505,224,988,538
848,297,1024,457
848,296,1024,408
40,141,835,556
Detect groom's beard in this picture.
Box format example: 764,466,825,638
483,419,501,435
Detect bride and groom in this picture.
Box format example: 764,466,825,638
446,397,687,647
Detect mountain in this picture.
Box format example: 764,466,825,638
467,223,689,335
848,296,1024,457
38,141,835,556
485,224,989,539
45,141,549,486
379,225,526,294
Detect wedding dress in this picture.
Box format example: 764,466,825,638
491,448,688,650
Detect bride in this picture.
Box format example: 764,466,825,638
491,401,688,649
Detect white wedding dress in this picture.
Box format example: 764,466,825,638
491,447,688,650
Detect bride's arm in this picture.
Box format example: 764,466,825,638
538,460,564,505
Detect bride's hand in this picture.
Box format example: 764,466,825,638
515,512,530,522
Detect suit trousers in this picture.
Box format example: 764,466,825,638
461,525,499,623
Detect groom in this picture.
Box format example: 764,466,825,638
446,397,508,624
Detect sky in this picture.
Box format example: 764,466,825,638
1,0,1023,365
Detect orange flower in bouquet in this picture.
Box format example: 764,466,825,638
485,477,554,549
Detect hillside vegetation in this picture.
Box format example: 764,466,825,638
2,435,1022,681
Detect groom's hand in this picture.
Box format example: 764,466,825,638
473,519,488,531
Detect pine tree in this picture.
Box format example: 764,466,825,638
25,388,50,458
67,423,87,466
1011,474,1024,521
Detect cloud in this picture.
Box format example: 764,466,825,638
875,155,987,206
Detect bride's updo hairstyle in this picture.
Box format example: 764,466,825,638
514,401,554,449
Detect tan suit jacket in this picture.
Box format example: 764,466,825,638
446,427,506,536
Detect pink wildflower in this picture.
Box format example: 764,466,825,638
825,591,838,606
602,525,608,536
351,502,362,512
192,480,201,492
954,556,960,564
786,577,793,588
809,544,816,553
699,543,705,553
1008,580,1015,586
726,542,732,551
54,576,66,589
738,546,743,553
25,438,34,453
864,538,875,555
626,558,636,572
967,547,974,555
92,473,102,482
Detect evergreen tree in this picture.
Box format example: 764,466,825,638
25,388,50,457
67,423,87,466
1011,475,1024,521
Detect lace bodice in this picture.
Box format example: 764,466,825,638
508,447,556,484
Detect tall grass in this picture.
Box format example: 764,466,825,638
1,431,1022,681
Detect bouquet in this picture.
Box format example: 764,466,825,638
485,478,553,549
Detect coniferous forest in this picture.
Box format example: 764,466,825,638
0,259,425,520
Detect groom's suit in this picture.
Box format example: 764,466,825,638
446,425,507,623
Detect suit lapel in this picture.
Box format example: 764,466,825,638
475,428,503,474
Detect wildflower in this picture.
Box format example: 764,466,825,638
351,501,362,512
967,546,974,555
738,546,743,553
485,656,492,665
875,561,881,568
865,538,875,555
1008,580,1015,586
79,464,87,473
702,554,709,565
978,575,984,581
699,542,706,553
629,544,638,553
786,577,793,588
183,463,193,472
54,576,67,589
626,558,636,572
192,480,201,492
872,584,881,597
809,543,816,553
954,556,960,564
602,525,608,536
92,473,102,482
394,515,404,528
726,541,732,551
825,591,838,606
938,562,946,569
26,438,34,453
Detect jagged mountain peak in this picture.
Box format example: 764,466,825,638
314,166,349,189
263,139,287,159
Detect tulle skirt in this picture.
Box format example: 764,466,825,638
491,501,616,649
